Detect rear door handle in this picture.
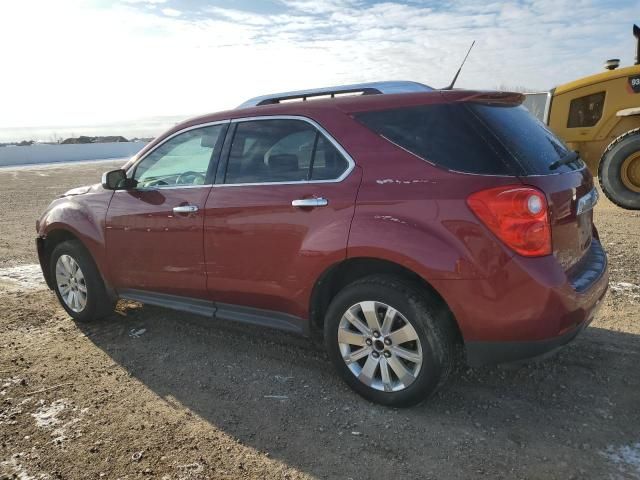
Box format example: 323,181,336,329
291,198,328,208
173,205,199,214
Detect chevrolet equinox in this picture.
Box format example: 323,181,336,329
36,81,608,406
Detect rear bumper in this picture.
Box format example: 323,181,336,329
465,294,603,366
432,237,608,366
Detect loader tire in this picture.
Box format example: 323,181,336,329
599,129,640,210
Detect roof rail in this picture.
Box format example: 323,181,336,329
237,81,433,108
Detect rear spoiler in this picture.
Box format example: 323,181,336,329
454,91,526,106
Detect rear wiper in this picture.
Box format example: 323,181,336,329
549,150,579,170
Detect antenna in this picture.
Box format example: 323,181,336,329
634,24,640,65
443,41,475,90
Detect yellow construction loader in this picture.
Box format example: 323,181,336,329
524,24,640,210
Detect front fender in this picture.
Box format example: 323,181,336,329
38,189,114,285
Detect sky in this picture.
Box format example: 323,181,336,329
0,0,639,142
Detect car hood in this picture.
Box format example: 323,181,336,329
59,183,103,198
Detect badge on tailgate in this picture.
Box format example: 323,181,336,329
576,188,599,215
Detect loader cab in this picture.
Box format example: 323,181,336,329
547,64,640,172
530,23,640,210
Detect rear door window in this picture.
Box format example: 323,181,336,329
224,119,350,184
310,135,350,180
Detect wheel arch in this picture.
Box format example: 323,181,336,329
308,257,463,344
38,226,112,295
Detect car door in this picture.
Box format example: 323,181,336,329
203,117,361,324
106,122,228,299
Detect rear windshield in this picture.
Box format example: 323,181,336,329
356,103,583,176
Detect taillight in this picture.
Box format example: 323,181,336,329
467,185,552,257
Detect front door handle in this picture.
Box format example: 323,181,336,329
291,197,328,208
173,205,199,214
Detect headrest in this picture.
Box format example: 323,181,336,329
201,133,219,148
268,153,298,172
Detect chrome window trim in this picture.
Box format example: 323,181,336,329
121,115,355,191
213,115,356,187
125,119,231,181
118,184,214,192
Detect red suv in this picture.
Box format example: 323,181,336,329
36,82,608,406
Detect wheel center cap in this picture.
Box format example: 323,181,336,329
373,339,385,351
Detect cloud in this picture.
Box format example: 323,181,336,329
161,7,182,17
0,0,637,137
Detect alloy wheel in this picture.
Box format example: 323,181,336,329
337,301,423,392
55,254,87,313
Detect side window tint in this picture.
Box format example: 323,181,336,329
356,104,513,175
225,120,315,184
134,125,225,187
311,135,349,180
567,92,605,128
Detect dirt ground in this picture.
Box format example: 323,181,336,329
0,160,639,480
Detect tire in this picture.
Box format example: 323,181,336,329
49,240,114,322
598,129,640,210
324,275,456,407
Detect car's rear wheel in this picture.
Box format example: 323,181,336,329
50,240,114,322
324,275,455,407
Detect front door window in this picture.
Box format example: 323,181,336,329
134,124,226,187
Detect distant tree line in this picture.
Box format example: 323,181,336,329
0,136,152,147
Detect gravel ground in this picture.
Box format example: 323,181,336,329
0,161,639,479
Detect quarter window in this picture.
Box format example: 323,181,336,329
134,124,226,187
224,119,349,184
567,92,605,128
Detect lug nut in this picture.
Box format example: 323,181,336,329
372,351,380,358
373,331,381,338
365,339,372,346
384,351,391,358
384,338,392,346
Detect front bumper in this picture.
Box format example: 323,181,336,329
36,236,53,290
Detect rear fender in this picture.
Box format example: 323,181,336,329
347,207,513,282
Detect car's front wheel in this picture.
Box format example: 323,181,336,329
50,240,114,322
324,275,455,407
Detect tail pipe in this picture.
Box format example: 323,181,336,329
635,24,640,65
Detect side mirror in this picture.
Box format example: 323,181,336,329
101,169,136,190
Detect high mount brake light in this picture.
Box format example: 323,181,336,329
467,185,552,257
457,91,526,106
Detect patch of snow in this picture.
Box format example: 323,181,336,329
0,264,46,290
31,399,86,444
31,399,66,428
603,442,640,479
0,453,50,480
1,376,25,396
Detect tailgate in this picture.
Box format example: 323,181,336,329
522,168,595,270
